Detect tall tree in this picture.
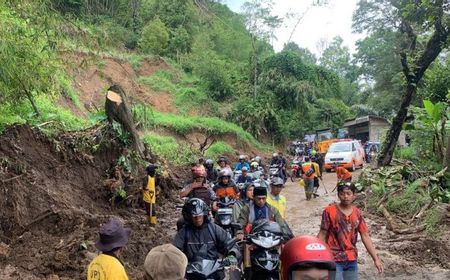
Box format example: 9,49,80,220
283,42,317,64
354,0,450,166
320,36,357,82
242,0,282,98
353,30,405,117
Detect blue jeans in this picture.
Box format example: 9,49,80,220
334,261,358,280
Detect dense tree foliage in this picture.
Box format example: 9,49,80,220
0,2,59,116
5,0,448,151
353,0,450,165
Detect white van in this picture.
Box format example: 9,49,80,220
324,140,365,172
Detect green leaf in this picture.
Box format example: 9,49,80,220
423,99,434,118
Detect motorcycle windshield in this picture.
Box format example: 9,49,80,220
251,235,281,248
251,219,282,235
186,259,221,278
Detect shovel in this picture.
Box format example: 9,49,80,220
320,178,329,194
149,191,155,219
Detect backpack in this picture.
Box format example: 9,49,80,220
305,165,315,177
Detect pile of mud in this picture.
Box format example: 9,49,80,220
0,125,181,279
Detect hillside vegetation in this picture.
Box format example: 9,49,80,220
1,0,449,165
1,0,353,143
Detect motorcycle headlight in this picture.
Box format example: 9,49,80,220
220,215,231,225
251,236,281,249
251,249,280,271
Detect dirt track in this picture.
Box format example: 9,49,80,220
283,170,450,280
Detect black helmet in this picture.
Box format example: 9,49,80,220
182,198,209,224
205,159,214,165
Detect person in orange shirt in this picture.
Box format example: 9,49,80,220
335,164,352,183
301,157,315,200
317,182,383,280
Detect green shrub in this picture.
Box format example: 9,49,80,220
56,72,83,110
386,183,429,215
139,70,177,93
424,208,445,236
142,134,198,166
139,17,169,55
150,111,267,150
394,146,417,161
132,103,155,129
205,141,234,159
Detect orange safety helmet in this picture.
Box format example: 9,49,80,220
280,236,335,280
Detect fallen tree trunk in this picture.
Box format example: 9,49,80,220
387,234,423,242
379,204,426,234
105,84,144,158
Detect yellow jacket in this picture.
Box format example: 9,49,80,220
87,254,128,280
267,194,287,218
312,162,321,178
143,175,156,204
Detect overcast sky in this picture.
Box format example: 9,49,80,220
223,0,365,57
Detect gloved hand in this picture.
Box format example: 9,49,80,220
224,255,238,266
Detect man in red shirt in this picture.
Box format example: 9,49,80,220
335,164,352,183
317,182,383,280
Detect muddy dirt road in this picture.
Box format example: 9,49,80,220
283,171,450,280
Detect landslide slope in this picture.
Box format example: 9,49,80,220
0,125,180,279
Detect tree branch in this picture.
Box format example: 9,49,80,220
414,19,450,80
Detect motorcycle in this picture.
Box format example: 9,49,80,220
215,197,237,237
186,238,239,280
290,160,301,182
186,258,233,280
233,170,242,181
245,219,284,280
268,164,283,181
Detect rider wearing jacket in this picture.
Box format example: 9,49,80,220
232,182,255,223
236,166,253,184
180,166,216,206
236,187,293,240
173,198,240,279
234,155,250,171
204,159,218,183
213,169,239,200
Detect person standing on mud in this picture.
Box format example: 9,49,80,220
335,164,352,183
87,219,131,280
317,182,384,280
143,164,160,226
300,157,315,200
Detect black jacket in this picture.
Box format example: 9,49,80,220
173,220,241,262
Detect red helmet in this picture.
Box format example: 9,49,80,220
280,236,335,280
191,166,206,178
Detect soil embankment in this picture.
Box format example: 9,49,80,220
284,171,450,279
0,125,180,279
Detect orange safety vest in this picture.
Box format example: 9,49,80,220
302,163,315,179
215,186,238,199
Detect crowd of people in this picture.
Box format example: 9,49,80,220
87,153,383,280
